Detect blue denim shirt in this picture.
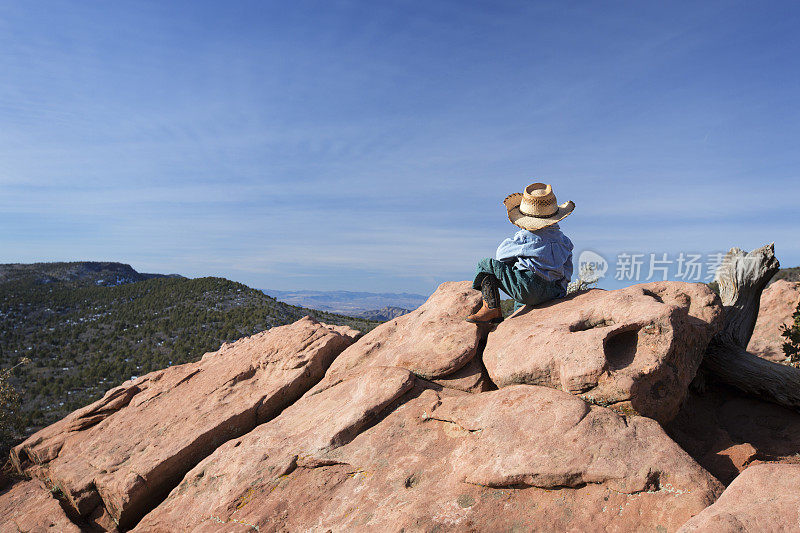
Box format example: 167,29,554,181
495,224,574,290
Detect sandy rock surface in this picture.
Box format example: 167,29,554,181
678,463,800,532
483,282,723,423
135,365,417,531
137,381,721,532
7,279,800,532
430,355,493,392
11,316,353,529
665,382,800,484
747,280,800,362
0,478,82,533
312,281,485,389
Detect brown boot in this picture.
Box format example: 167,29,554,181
466,275,504,324
465,300,503,324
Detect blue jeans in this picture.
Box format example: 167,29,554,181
473,257,566,311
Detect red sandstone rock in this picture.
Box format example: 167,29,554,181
17,279,799,531
134,365,416,531
322,323,362,343
483,282,723,423
137,382,721,532
665,382,800,485
0,478,82,533
434,385,720,495
313,281,485,387
678,463,800,532
11,316,354,529
431,356,492,393
747,280,800,362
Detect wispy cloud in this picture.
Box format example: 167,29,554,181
1,1,798,293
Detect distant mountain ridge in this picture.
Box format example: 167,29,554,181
0,261,182,286
771,266,800,284
263,289,428,315
352,306,412,321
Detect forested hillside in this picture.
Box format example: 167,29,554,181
0,261,180,285
772,266,800,284
0,263,379,436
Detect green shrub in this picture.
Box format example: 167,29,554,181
781,298,800,367
0,358,30,458
500,299,516,317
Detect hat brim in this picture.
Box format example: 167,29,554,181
504,193,575,231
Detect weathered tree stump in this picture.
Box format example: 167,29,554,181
702,243,800,410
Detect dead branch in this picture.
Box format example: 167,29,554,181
702,243,800,410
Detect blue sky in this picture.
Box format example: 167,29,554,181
1,1,798,295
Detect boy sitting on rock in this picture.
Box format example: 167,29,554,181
467,182,575,324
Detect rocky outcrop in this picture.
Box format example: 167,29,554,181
321,323,362,343
678,463,800,532
431,355,493,392
0,478,82,533
483,282,723,423
311,281,485,388
135,365,417,531
8,278,800,532
665,382,800,485
747,280,800,362
11,316,355,529
138,381,721,532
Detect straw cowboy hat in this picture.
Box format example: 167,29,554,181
503,182,575,231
